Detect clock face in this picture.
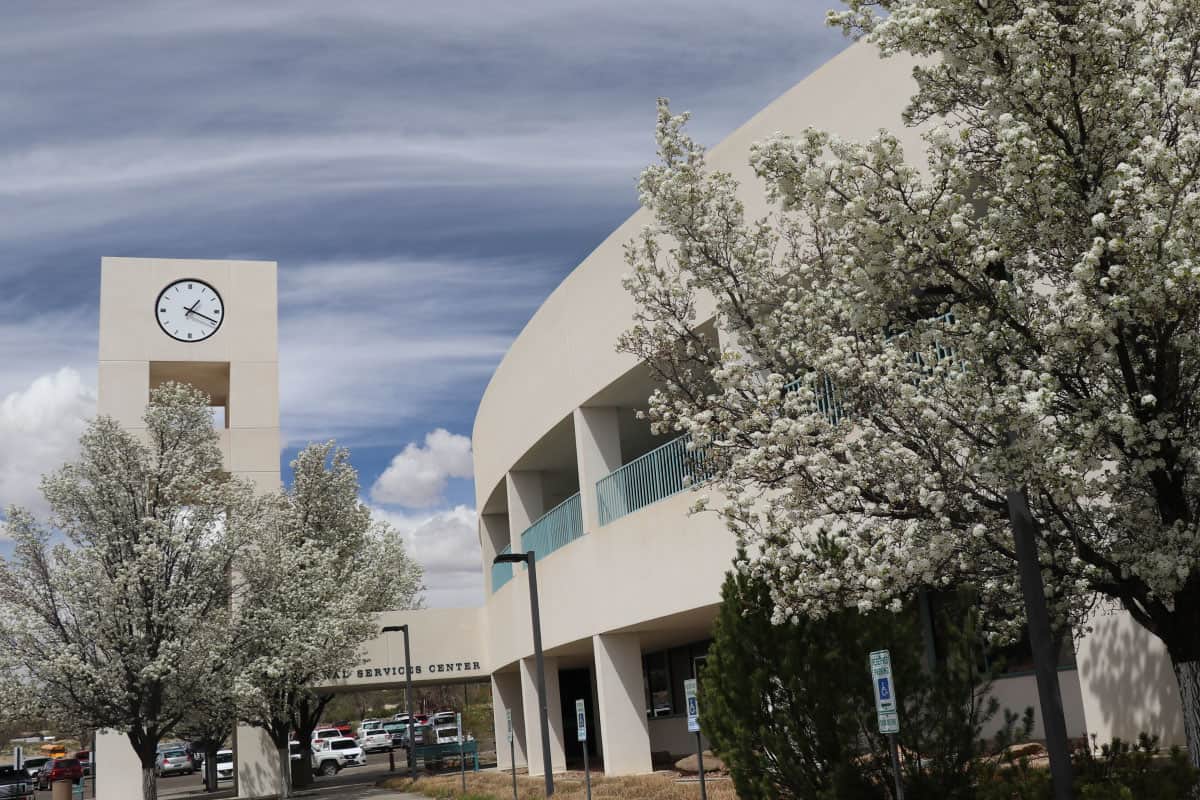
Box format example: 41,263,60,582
155,279,225,342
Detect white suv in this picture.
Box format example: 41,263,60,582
356,726,392,754
311,737,365,776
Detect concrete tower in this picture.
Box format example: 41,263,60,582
94,256,282,799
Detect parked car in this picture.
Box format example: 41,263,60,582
19,759,47,780
331,721,353,737
311,727,344,743
0,765,34,800
310,737,365,776
430,711,457,727
36,759,82,790
288,741,304,762
381,721,409,749
156,744,194,777
215,750,234,782
356,726,392,754
433,725,460,745
73,751,92,776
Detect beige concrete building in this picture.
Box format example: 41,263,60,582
468,38,1186,775
89,37,1185,799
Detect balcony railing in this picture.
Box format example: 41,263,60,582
595,433,713,526
520,492,583,562
492,544,513,593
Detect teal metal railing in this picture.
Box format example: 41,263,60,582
595,433,713,526
520,492,583,562
491,544,513,593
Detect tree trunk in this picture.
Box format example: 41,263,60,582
141,765,157,800
292,748,314,788
276,744,292,799
204,742,219,792
130,734,160,800
1172,658,1200,769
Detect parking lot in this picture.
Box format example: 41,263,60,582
28,756,431,799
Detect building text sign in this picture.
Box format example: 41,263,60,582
870,649,899,734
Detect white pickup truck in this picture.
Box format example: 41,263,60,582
356,726,392,754
310,737,366,776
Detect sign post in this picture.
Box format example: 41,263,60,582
507,709,517,800
575,699,592,800
12,746,22,771
457,712,466,791
869,650,904,800
684,678,707,800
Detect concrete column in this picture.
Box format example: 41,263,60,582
481,513,510,593
573,407,622,531
506,471,544,552
234,724,280,799
521,655,566,776
94,729,141,800
594,633,652,774
492,671,528,769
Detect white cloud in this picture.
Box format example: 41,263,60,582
373,505,482,609
0,368,95,522
370,429,473,508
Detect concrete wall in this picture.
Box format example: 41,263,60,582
1076,601,1186,747
316,607,489,690
983,671,1089,741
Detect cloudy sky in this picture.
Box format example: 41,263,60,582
0,1,848,606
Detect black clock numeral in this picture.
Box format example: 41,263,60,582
187,332,193,339
187,283,192,289
160,308,165,313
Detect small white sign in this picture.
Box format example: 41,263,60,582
456,712,463,743
506,709,513,743
575,699,587,742
684,678,700,733
870,649,900,734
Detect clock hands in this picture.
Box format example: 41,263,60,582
183,301,220,327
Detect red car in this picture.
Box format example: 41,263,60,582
36,759,82,790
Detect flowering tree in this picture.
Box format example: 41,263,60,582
0,383,257,800
620,0,1200,770
233,442,422,798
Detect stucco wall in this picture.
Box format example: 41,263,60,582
472,40,923,509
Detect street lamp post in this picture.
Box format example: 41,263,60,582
381,624,417,782
493,551,554,797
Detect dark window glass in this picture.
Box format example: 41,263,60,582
331,740,356,751
644,651,671,717
669,646,692,712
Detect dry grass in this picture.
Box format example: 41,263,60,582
379,769,739,800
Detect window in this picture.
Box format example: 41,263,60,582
644,651,672,717
330,740,356,751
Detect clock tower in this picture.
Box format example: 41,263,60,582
95,256,282,799
97,256,280,493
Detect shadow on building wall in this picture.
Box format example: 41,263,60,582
1079,609,1184,745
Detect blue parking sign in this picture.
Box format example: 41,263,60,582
878,677,891,700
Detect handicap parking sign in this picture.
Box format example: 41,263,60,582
878,677,891,701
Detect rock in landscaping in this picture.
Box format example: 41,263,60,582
675,751,725,774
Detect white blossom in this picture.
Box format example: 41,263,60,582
622,0,1200,767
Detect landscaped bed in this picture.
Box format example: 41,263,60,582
378,770,737,799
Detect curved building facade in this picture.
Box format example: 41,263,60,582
473,40,1184,775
